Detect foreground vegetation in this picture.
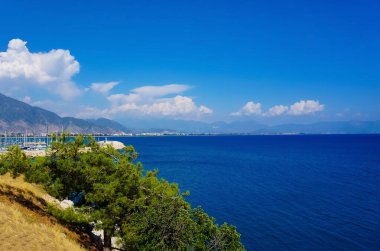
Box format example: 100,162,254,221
0,134,245,250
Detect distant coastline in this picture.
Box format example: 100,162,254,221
2,132,380,139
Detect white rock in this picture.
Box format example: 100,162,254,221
97,140,126,150
60,199,74,209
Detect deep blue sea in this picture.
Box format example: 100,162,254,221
107,135,380,250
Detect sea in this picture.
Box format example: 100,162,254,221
106,135,380,250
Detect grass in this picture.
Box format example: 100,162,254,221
0,173,49,200
0,173,97,250
0,202,84,251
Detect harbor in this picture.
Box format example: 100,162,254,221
0,133,126,157
0,133,50,157
0,133,48,148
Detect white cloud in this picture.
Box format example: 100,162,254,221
264,105,289,117
105,84,212,119
232,100,325,117
132,84,190,97
106,84,191,104
75,106,108,119
199,105,213,114
22,95,31,104
90,81,119,95
0,38,80,99
288,100,324,115
231,101,262,116
0,40,210,120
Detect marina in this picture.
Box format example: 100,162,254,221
0,133,50,157
0,133,49,150
0,133,125,157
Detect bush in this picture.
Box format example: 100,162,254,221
0,145,31,178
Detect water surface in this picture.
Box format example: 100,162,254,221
108,135,380,250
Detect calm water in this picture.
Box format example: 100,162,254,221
109,135,380,250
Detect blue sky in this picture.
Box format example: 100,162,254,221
0,0,379,124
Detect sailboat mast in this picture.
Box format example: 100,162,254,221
46,124,49,146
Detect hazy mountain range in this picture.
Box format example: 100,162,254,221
123,118,380,134
0,93,129,134
0,92,379,134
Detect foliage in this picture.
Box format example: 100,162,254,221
191,207,245,250
47,204,89,225
0,145,31,178
121,170,195,250
0,134,246,250
24,157,51,184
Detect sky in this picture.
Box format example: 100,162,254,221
0,0,379,125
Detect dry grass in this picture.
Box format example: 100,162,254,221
0,173,59,205
0,202,84,251
0,174,97,250
0,173,47,199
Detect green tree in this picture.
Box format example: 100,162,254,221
120,169,245,250
82,144,143,251
0,145,31,177
121,170,195,250
42,135,144,250
44,133,88,198
24,156,51,185
191,207,245,250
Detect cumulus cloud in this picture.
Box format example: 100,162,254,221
0,38,80,99
232,100,325,117
231,101,262,116
264,105,289,117
132,84,190,97
199,105,213,114
90,81,119,95
288,100,324,115
105,84,212,119
75,106,108,119
0,39,211,119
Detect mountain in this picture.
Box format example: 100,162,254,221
1,92,379,135
0,93,129,134
208,120,380,134
261,121,380,134
209,120,266,133
119,118,212,133
86,118,131,133
120,119,380,134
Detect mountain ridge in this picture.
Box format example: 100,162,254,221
0,92,128,134
1,92,379,134
114,117,380,134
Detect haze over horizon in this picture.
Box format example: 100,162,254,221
0,0,379,127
